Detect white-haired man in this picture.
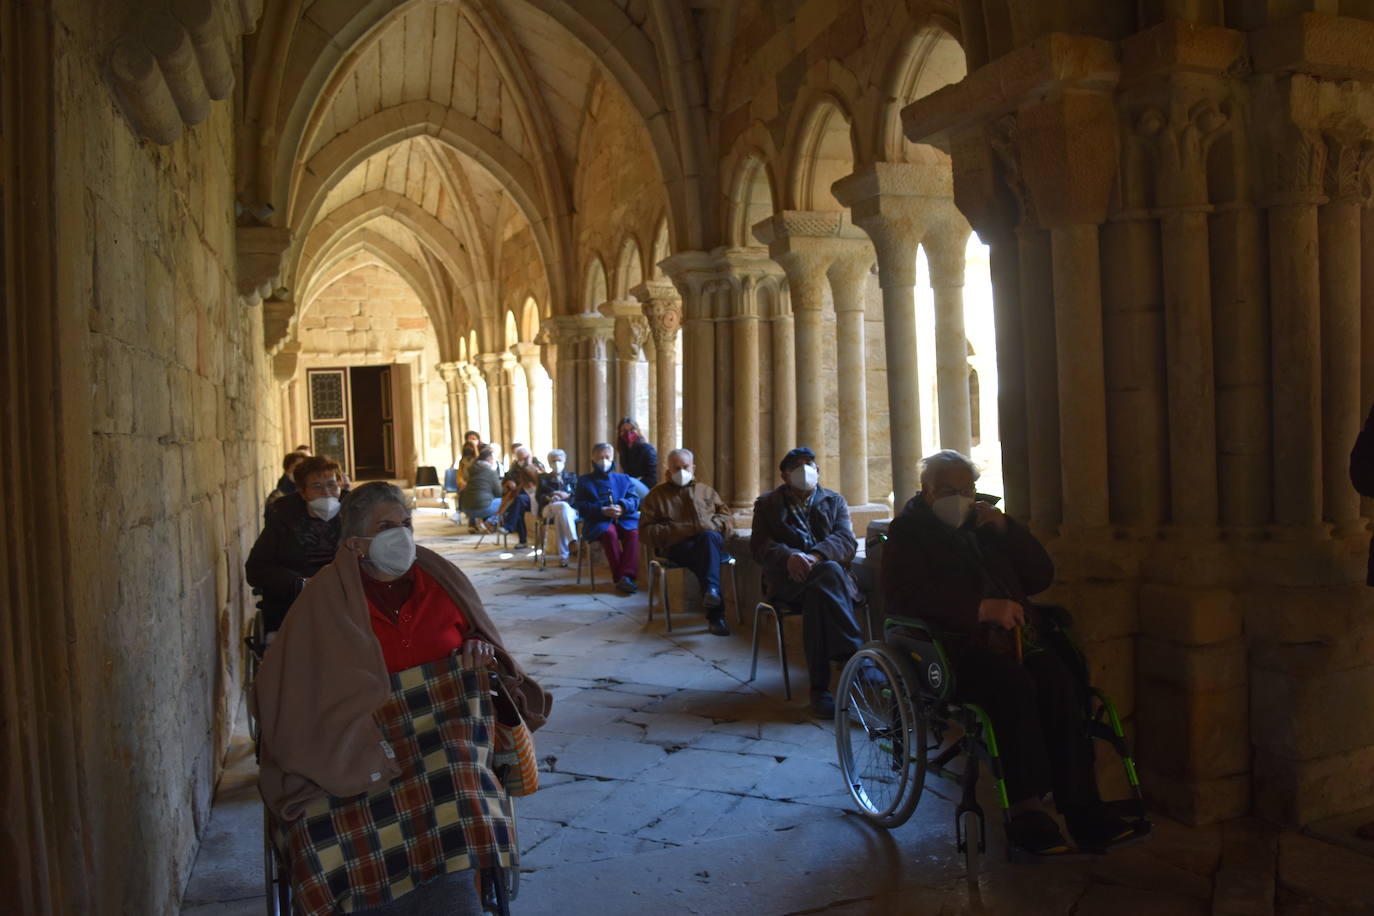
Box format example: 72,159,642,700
882,449,1143,858
640,449,734,635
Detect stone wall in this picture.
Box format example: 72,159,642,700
41,1,279,910
296,258,448,475
497,222,550,322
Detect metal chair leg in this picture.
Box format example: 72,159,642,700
776,613,791,701
748,603,767,682
728,560,741,626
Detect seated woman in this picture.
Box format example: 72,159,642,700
246,455,344,632
253,482,551,915
457,446,503,532
536,449,579,566
496,445,545,548
572,443,642,594
881,450,1140,856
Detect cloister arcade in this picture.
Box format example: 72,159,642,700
7,0,1374,911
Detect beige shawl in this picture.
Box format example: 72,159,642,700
252,544,551,821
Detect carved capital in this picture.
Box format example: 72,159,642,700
987,114,1039,229
1133,96,1231,210
1324,135,1374,205
237,226,292,306
642,296,683,349
271,344,299,384
261,295,295,353
437,361,463,389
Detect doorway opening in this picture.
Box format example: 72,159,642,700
306,365,397,481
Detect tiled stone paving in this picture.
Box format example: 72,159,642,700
182,513,1374,915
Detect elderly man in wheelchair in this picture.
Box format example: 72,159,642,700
836,450,1149,866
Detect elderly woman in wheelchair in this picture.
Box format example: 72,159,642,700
833,450,1149,869
252,482,551,914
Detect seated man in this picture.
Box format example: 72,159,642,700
881,449,1138,856
536,449,579,566
497,445,544,548
640,448,734,636
457,446,503,532
572,442,642,594
750,447,866,716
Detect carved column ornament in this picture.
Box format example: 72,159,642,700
1135,98,1231,211
237,225,292,307
261,295,295,353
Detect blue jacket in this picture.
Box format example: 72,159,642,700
572,469,641,540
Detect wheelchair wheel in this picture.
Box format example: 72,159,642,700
835,642,926,828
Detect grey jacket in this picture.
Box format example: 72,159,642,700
458,461,503,510
750,485,858,597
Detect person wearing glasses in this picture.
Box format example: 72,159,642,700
881,449,1138,858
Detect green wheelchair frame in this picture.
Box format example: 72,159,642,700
833,607,1149,876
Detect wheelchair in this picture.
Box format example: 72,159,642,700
245,630,520,915
833,606,1150,878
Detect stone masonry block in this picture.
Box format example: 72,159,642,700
1067,581,1138,642
1135,679,1249,780
1243,584,1374,644
1139,585,1242,646
1250,661,1374,760
1137,636,1247,693
1248,625,1374,679
1253,743,1374,825
1137,765,1249,826
1084,636,1135,719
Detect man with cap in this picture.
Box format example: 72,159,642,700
750,447,866,716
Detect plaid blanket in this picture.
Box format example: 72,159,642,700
281,655,515,915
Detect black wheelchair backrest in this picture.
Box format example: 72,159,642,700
883,616,955,701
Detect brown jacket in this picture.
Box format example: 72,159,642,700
640,479,733,552
252,544,552,821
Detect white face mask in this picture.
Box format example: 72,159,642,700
366,526,416,577
307,496,340,521
672,468,693,486
550,460,563,473
596,458,613,473
788,464,819,492
931,494,975,529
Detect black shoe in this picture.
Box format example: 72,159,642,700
702,587,723,610
810,688,835,718
616,576,638,594
706,615,731,637
856,657,886,688
1006,810,1071,856
515,541,529,549
1064,804,1139,850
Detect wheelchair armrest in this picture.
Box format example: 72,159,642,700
882,615,938,640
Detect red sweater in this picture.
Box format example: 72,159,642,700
364,566,469,672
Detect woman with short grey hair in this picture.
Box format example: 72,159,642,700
254,481,551,914
536,449,580,566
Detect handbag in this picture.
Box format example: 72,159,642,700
490,675,539,797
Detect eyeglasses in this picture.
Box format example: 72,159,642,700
931,486,975,499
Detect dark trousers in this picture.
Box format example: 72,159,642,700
501,492,530,541
952,644,1099,811
665,530,724,613
771,560,863,690
600,523,640,580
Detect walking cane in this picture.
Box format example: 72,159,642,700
1014,624,1023,663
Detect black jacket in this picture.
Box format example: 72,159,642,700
536,470,579,511
750,485,858,599
245,494,342,630
618,438,658,489
1350,405,1374,584
881,495,1054,639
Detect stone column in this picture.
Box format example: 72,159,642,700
437,361,463,466
828,244,876,507
925,223,974,456
633,279,683,456
1320,136,1367,531
833,165,935,504
500,351,527,448
475,352,505,449
755,212,872,472
583,316,615,449
1261,112,1325,530
662,251,717,485
1019,93,1117,532
512,342,548,453
536,318,578,466
731,275,762,508
771,309,796,457
600,299,650,435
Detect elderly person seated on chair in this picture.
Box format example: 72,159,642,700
750,447,866,717
572,442,642,595
640,449,734,636
496,445,544,548
457,446,503,533
247,455,345,633
253,482,551,915
881,449,1140,857
537,449,579,566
